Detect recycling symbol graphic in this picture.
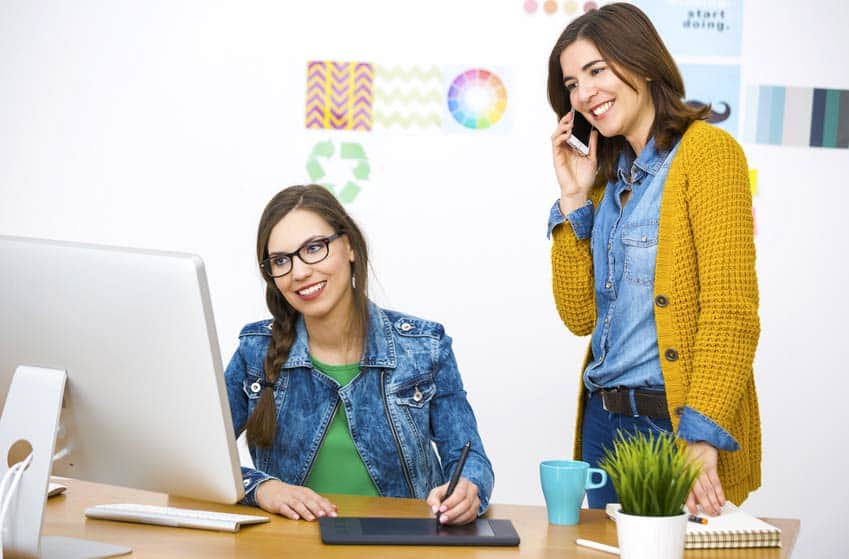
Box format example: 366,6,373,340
305,140,370,204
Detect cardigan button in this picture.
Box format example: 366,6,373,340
655,295,669,307
664,348,679,362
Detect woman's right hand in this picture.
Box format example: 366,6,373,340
255,479,338,520
551,111,599,213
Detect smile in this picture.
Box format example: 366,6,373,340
591,100,614,117
296,281,326,299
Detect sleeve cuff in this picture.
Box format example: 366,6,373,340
547,199,593,240
239,466,277,507
676,407,740,451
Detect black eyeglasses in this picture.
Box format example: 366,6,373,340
260,233,342,278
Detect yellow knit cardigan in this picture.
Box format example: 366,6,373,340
551,120,761,505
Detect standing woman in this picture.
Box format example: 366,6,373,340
545,3,760,515
225,184,493,525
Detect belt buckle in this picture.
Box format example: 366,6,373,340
601,389,611,412
601,387,624,414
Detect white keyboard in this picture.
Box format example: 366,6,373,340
85,503,270,532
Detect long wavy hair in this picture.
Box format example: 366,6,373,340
546,2,709,184
246,184,370,448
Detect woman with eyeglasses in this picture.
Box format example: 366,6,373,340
546,3,760,516
224,184,493,525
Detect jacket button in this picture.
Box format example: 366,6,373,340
400,322,413,332
674,406,685,417
250,381,262,393
655,295,668,307
664,348,679,362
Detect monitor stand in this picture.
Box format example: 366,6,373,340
0,366,131,559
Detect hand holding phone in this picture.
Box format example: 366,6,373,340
551,109,598,213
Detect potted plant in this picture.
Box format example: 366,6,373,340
599,430,701,559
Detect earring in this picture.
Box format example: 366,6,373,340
352,274,357,289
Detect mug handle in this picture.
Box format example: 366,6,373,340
586,468,607,489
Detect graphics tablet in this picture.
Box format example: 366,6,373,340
319,517,520,546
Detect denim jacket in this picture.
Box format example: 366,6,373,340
224,301,494,513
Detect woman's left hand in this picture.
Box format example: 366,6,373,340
426,477,480,526
685,442,725,516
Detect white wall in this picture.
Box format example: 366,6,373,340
1,1,847,556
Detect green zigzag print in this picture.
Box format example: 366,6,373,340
373,112,442,128
374,88,443,105
375,65,443,82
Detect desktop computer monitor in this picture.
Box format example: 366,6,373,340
0,235,244,505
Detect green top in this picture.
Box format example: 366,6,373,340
304,357,379,496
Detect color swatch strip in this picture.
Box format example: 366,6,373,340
744,85,849,148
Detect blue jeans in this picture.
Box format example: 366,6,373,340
580,389,673,509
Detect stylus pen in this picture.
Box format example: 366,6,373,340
436,440,472,523
575,538,620,555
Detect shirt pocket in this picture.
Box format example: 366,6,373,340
393,379,436,409
390,378,437,456
621,221,658,286
242,368,266,401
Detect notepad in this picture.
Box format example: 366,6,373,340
685,502,781,549
606,502,781,549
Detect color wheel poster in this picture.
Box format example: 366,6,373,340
442,66,512,133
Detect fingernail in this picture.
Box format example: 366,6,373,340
317,511,325,517
431,505,438,513
293,514,300,520
440,514,448,523
330,511,338,517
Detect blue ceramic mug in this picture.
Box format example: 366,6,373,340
539,460,607,525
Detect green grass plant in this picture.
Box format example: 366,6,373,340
598,430,701,517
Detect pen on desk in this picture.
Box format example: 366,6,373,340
436,440,472,523
688,514,708,524
575,538,620,555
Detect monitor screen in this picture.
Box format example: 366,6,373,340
0,235,244,504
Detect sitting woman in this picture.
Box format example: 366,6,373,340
225,184,494,525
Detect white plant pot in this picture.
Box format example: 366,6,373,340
615,510,687,559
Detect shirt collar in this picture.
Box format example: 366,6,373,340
615,136,672,185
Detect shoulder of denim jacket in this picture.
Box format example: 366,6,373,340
388,314,443,339
239,319,274,337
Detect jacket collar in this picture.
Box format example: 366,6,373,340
282,301,397,369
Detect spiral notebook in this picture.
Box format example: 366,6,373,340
685,502,781,549
606,502,781,549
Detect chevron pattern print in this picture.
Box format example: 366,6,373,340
372,65,443,131
305,61,374,131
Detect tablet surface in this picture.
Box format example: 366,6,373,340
319,517,520,546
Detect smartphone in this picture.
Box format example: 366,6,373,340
566,109,593,156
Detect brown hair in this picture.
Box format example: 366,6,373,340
246,184,370,447
546,2,709,183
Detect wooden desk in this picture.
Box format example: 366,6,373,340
43,479,799,558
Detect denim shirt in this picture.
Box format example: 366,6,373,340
547,138,738,452
224,301,495,512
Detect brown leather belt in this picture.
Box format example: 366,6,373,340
600,387,670,419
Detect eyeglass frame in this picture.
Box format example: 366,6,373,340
260,232,342,278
